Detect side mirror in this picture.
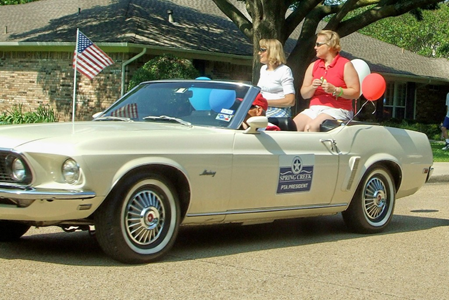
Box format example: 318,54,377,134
244,116,268,134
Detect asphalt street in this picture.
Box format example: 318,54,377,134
0,165,448,300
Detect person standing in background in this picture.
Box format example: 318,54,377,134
257,39,296,117
441,92,449,150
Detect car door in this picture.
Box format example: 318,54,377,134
228,130,340,212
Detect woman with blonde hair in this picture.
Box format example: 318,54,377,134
293,30,360,132
257,39,296,117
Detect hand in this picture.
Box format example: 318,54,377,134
321,81,335,94
311,79,322,89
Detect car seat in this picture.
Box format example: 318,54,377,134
268,117,297,131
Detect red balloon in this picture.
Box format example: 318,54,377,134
362,73,386,101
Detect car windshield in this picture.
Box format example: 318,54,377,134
98,80,259,129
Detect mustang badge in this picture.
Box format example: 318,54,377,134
200,170,216,177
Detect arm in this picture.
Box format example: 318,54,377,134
340,61,361,99
266,93,295,107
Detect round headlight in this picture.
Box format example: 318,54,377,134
11,157,27,181
62,159,81,184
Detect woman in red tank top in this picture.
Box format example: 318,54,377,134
293,30,360,132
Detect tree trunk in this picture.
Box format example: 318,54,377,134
287,15,324,115
287,38,315,115
248,0,289,85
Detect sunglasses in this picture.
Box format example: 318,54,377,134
315,42,327,47
259,48,267,53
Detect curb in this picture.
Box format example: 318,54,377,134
427,162,449,183
427,174,449,183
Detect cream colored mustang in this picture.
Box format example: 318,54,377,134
0,80,433,264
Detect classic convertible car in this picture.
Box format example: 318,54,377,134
0,80,433,264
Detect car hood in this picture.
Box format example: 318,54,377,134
0,121,214,153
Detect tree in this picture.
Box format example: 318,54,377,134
128,54,199,90
359,2,449,58
210,0,447,112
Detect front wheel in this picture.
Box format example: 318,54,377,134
342,166,396,234
95,172,180,264
0,221,30,242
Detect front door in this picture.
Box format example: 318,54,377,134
228,131,340,212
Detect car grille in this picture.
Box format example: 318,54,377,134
0,152,13,182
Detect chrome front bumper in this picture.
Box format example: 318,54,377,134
0,186,96,201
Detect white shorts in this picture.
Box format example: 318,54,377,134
300,105,353,120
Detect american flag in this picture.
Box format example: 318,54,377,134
110,103,138,119
73,31,114,79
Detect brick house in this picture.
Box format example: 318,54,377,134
1,0,448,122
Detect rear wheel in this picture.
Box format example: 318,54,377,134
95,172,180,264
342,166,396,233
0,221,30,242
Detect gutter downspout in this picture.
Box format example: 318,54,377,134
121,47,147,97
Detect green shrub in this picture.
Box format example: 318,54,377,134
382,119,441,140
431,141,449,162
0,104,58,124
0,0,36,5
128,54,200,90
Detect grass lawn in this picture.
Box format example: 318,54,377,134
431,141,449,162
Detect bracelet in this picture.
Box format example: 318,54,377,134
337,87,343,98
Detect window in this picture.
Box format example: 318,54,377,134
383,82,406,119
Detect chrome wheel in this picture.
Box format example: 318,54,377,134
120,178,178,256
125,189,165,246
342,166,396,233
95,173,180,264
363,177,387,222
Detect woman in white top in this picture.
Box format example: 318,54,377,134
257,39,296,117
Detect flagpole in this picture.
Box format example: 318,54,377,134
72,28,79,123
